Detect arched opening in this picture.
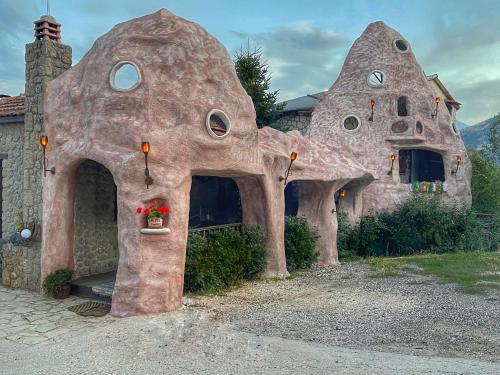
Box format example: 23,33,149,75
284,181,299,216
71,160,118,302
398,149,445,184
397,96,408,116
189,176,242,230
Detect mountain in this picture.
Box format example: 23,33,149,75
456,120,469,130
461,115,499,149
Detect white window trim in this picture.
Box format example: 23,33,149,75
206,109,232,139
109,61,142,92
341,114,362,133
393,39,410,53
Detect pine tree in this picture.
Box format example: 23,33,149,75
234,46,283,128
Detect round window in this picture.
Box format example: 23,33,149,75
393,39,409,52
342,115,360,131
109,61,141,92
367,70,385,87
416,121,423,134
451,122,459,135
206,109,231,138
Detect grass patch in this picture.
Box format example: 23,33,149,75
363,251,500,294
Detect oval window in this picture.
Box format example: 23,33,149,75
110,61,141,92
206,109,231,138
391,120,408,133
342,115,360,131
393,39,409,52
416,121,423,134
451,122,459,135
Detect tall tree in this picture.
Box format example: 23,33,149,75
481,114,500,165
234,46,283,128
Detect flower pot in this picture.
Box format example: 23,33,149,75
147,217,163,229
53,287,71,299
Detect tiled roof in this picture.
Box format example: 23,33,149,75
0,94,25,118
280,91,326,113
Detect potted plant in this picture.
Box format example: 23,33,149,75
137,199,170,229
42,268,73,299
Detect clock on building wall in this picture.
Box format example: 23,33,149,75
367,70,385,87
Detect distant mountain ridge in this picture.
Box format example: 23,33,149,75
460,115,499,149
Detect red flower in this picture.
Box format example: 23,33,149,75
136,207,142,214
144,208,151,215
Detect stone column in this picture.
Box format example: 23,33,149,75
23,38,71,235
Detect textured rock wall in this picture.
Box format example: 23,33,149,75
0,123,25,238
73,160,119,278
271,112,311,134
23,40,71,230
1,243,41,291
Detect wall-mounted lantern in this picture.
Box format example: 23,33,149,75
332,189,347,213
432,97,440,119
368,99,375,121
451,154,462,175
39,135,55,177
141,141,154,189
279,152,297,186
388,153,397,175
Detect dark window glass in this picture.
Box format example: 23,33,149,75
398,97,408,116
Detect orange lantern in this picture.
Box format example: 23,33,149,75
390,154,397,161
141,141,151,155
40,135,48,148
290,152,298,161
339,190,347,198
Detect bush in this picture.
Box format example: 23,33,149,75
284,216,320,272
339,195,498,260
184,225,266,293
42,268,72,296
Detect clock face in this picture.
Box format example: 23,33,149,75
367,70,385,87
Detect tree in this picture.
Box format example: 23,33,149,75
234,46,284,128
481,114,500,165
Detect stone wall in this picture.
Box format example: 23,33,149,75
1,243,41,291
0,122,25,238
271,112,312,134
73,160,119,278
23,40,72,231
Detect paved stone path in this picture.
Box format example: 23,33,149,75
0,286,113,346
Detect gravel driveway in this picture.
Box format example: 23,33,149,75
1,263,499,374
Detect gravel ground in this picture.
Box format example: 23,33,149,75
189,263,500,362
1,263,499,374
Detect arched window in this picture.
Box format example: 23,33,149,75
397,96,408,117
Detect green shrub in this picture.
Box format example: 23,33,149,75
342,195,498,258
284,216,320,272
337,213,358,261
184,225,266,293
42,268,72,296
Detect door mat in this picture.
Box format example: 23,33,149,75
68,301,111,317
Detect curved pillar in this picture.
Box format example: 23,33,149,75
111,175,192,317
297,181,339,265
236,176,288,278
41,162,78,281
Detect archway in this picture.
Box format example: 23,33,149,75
71,160,118,301
284,181,299,216
398,149,445,184
189,176,242,230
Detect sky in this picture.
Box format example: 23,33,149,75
0,0,499,125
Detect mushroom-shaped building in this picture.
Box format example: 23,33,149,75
309,21,472,220
41,9,373,316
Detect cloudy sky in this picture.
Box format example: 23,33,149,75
0,0,499,125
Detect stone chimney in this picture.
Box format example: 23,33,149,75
22,14,72,236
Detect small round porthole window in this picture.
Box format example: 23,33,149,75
206,109,231,138
109,61,141,92
342,115,360,131
393,39,409,52
451,122,459,135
